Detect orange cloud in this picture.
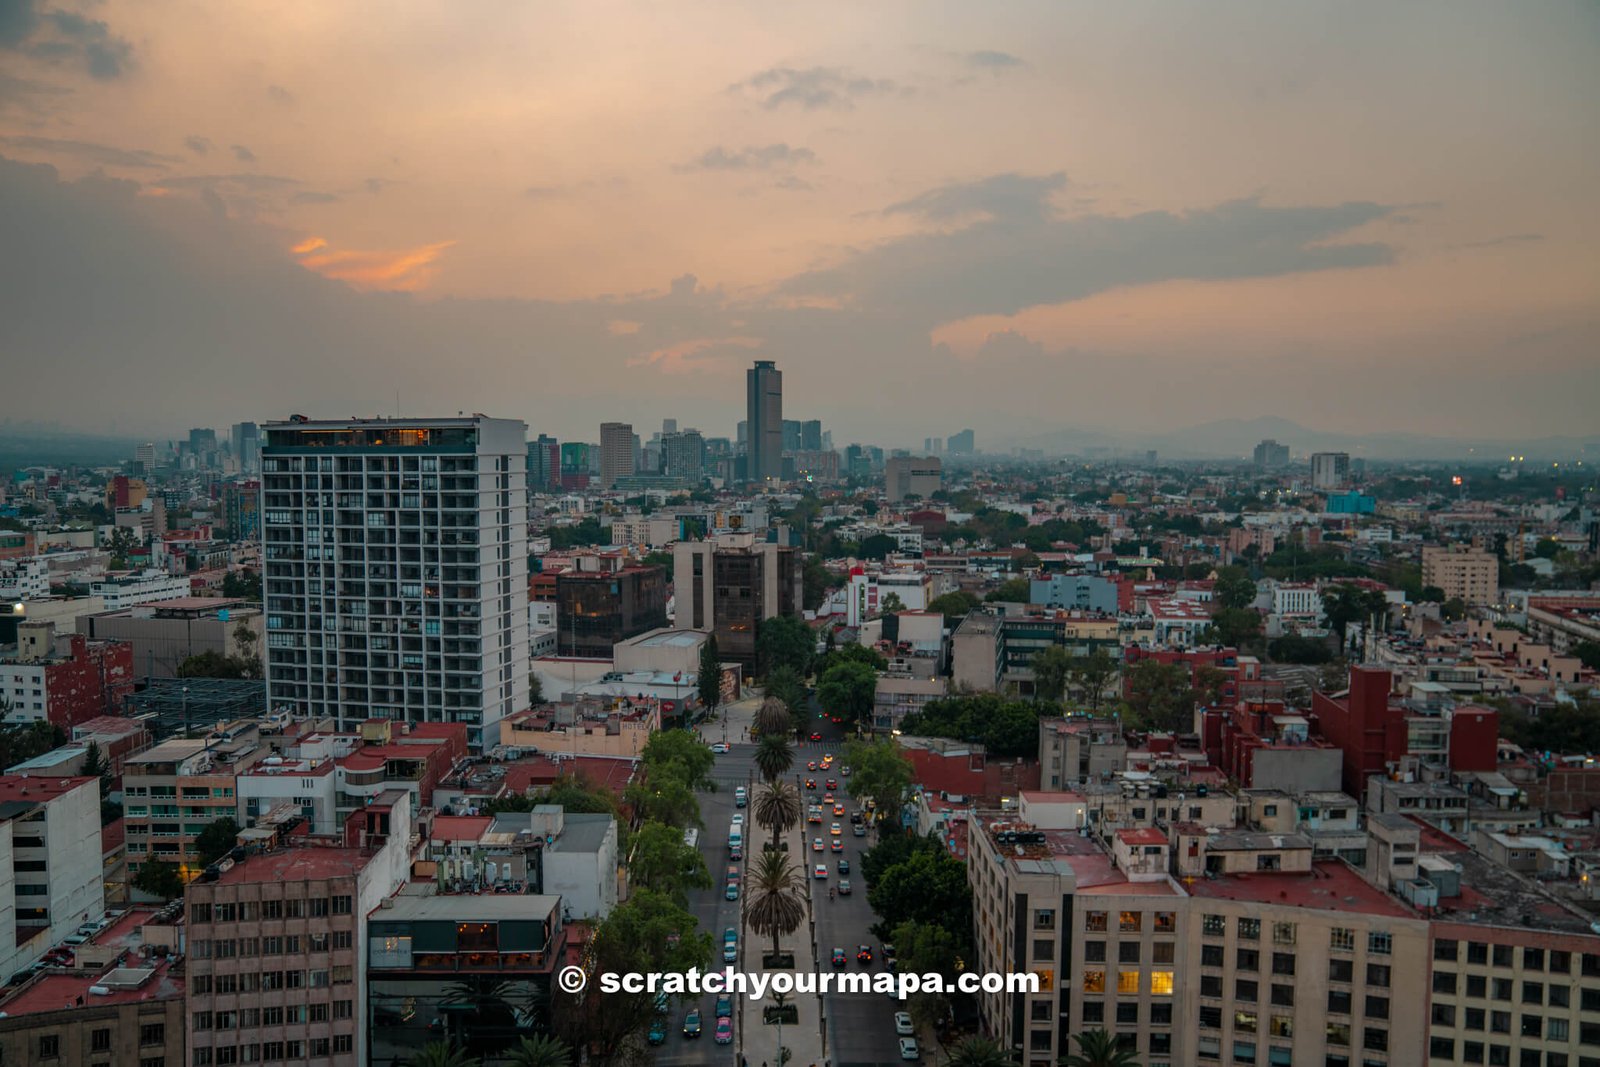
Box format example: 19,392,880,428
293,238,456,292
629,336,763,374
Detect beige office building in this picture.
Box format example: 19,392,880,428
1422,545,1500,606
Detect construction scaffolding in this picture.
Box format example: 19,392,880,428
121,677,267,739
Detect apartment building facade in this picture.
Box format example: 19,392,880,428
671,533,801,668
0,775,105,983
1423,545,1501,607
123,729,266,880
261,417,529,748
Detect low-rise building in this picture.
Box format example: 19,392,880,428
77,598,263,679
0,775,105,983
87,571,192,611
123,725,268,880
0,621,134,730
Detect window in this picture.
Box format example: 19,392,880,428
1082,970,1105,993
1467,975,1487,998
1462,1041,1484,1064
1549,985,1570,1009
1233,1040,1257,1064
1271,984,1295,1007
1549,949,1571,974
1467,942,1489,965
1326,1023,1350,1046
1492,944,1512,967
1237,979,1259,1001
1368,932,1392,955
1083,910,1105,932
1547,1018,1568,1041
1367,964,1391,988
1490,1012,1511,1035
1202,975,1224,998
1272,953,1295,976
1329,959,1353,983
1431,1037,1456,1059
1120,911,1142,933
1331,927,1355,952
1031,1001,1052,1022
1522,947,1544,971
1520,1015,1542,1039
1491,978,1512,1002
1436,939,1459,961
1081,1001,1104,1024
1036,908,1057,930
1465,1008,1485,1031
1152,1002,1172,1025
1117,970,1140,994
1117,1003,1140,1025
1239,918,1260,941
1151,972,1174,996
1433,1004,1457,1027
1270,1015,1293,1038
1153,941,1175,964
1237,949,1259,972
1365,996,1389,1020
40,1034,60,1059
92,1029,112,1052
1521,982,1542,1005
1435,972,1458,994
1085,940,1106,962
1202,945,1225,967
1119,942,1141,963
1155,911,1175,932
1200,1006,1223,1029
1236,1011,1258,1033
1272,922,1296,945
1329,991,1353,1014
1204,914,1227,937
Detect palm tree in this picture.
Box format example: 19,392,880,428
756,694,796,740
754,734,795,784
503,1034,572,1067
744,849,807,966
947,1037,1018,1067
754,780,802,850
1060,1029,1141,1067
405,1042,479,1067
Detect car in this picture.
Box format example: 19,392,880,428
830,838,843,852
838,858,850,874
812,837,824,851
833,803,845,816
838,879,852,895
62,935,88,946
850,811,863,824
716,995,732,1018
814,864,828,879
808,808,823,823
734,787,747,807
899,1036,920,1060
723,941,738,962
822,752,833,762
655,992,671,1014
710,741,730,754
857,945,874,965
895,1011,915,1036
825,778,837,789
841,766,852,777
726,864,740,880
648,1019,668,1045
724,882,739,900
831,947,847,967
714,1017,733,1045
731,813,744,825
830,823,842,836
810,732,822,741
683,1010,703,1038
807,761,818,771
724,926,738,944
883,944,898,967
822,792,834,803
805,777,817,789
853,824,866,837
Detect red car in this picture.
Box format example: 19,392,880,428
810,732,822,741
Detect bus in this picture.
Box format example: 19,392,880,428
728,821,743,859
683,828,700,850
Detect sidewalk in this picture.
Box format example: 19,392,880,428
737,798,828,1067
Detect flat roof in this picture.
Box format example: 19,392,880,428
213,846,375,886
0,775,93,804
1184,861,1415,918
6,747,84,772
0,959,181,1015
376,892,562,923
620,629,705,648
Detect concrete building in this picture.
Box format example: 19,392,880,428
184,790,412,1067
1422,544,1500,607
0,621,134,730
948,428,975,455
1253,439,1290,467
660,429,706,482
261,416,530,748
846,568,932,627
598,421,634,489
885,455,941,503
526,433,559,491
746,360,783,484
88,571,191,611
1310,451,1351,490
122,725,269,880
0,776,105,984
553,561,668,658
672,533,801,669
1030,574,1119,614
1038,718,1127,790
0,558,50,601
78,598,263,679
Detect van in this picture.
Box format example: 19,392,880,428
734,787,747,808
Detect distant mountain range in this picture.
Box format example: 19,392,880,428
1005,416,1600,463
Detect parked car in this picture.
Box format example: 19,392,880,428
853,824,866,837
831,947,847,967
714,1017,733,1044
648,1019,667,1045
838,879,852,895
724,881,739,901
716,995,732,1018
814,864,828,879
683,1010,702,1038
895,1011,915,1036
734,787,747,807
899,1036,920,1060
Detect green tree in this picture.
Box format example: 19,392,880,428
641,550,674,581
1213,565,1257,611
816,659,877,728
877,591,906,617
1061,1029,1141,1067
639,729,715,792
503,1034,572,1067
195,816,240,867
944,1037,1017,1067
1210,606,1263,648
858,533,898,560
0,720,66,769
867,849,971,943
985,577,1031,604
1066,650,1118,712
220,569,262,600
755,695,796,740
890,918,967,1031
527,672,544,707
814,642,887,678
1441,597,1468,622
754,780,802,851
1267,634,1332,664
861,830,943,887
756,615,814,679
79,740,112,799
1030,645,1072,704
754,734,795,785
104,526,137,568
1572,641,1600,672
899,694,1043,758
928,590,981,626
1122,659,1197,733
529,774,623,818
744,849,808,966
405,1042,480,1067
176,649,260,680
132,859,184,900
1321,584,1388,648
764,665,808,728
843,737,914,823
696,634,721,718
624,776,701,830
627,821,711,905
801,555,838,611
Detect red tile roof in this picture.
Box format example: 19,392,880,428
0,958,182,1015
1182,862,1413,918
431,815,493,842
0,776,94,804
213,846,373,886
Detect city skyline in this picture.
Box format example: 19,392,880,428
1,1,1597,444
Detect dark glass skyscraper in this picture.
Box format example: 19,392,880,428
745,359,782,484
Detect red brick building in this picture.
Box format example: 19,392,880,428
1,624,135,730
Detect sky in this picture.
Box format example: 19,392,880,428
0,0,1597,450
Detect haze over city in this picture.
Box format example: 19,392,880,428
2,0,1598,445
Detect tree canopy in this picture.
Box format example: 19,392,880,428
755,614,814,679
899,694,1044,758
627,820,711,905
928,590,981,626
816,659,877,727
1121,659,1197,733
843,737,914,820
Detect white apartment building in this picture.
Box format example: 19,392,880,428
0,775,105,983
1270,581,1324,619
846,569,932,627
261,417,529,749
88,569,191,610
0,559,49,601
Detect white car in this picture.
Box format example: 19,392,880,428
731,813,744,825
710,742,730,754
899,1037,919,1060
895,1012,914,1036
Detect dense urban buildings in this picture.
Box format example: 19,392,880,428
260,416,530,748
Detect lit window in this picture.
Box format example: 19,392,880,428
1082,970,1105,994
1151,971,1175,996
1084,911,1107,932
1118,971,1140,994
1120,911,1142,933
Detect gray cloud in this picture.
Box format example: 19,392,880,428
154,172,300,191
682,143,817,172
966,50,1023,69
885,172,1068,222
184,135,211,155
230,144,256,163
0,134,177,168
729,66,896,110
1,0,134,80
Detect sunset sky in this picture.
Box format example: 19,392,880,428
1,0,1596,448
